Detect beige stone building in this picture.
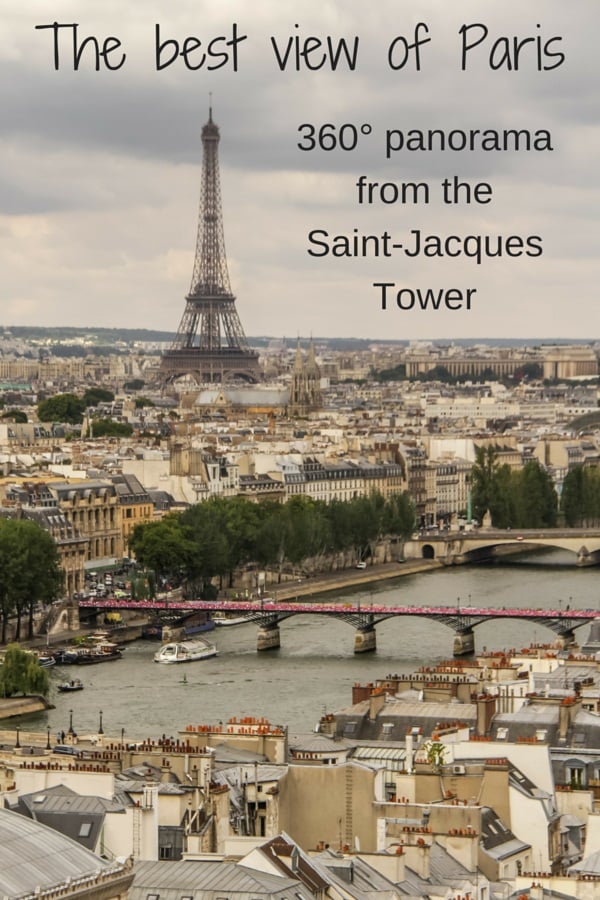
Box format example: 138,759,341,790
50,480,123,564
110,472,154,551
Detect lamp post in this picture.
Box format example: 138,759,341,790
68,709,74,736
46,725,51,750
98,710,104,735
15,726,20,749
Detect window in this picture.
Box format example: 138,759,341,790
567,766,584,788
78,823,92,838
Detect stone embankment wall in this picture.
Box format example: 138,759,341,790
0,695,52,722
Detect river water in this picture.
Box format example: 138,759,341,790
16,551,600,739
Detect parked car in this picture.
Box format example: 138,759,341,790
356,561,367,569
53,746,81,757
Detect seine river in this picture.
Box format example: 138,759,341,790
17,551,599,739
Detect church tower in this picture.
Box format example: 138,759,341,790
288,339,322,417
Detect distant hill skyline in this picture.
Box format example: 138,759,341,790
0,326,596,351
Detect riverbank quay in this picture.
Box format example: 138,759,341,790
0,695,53,722
257,558,443,602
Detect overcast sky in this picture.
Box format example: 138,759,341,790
1,1,598,341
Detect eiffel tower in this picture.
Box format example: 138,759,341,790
160,108,261,384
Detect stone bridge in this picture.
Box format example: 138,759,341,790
403,528,600,566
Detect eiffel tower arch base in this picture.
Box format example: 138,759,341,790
160,349,261,385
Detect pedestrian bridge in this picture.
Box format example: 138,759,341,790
80,598,598,657
404,528,600,566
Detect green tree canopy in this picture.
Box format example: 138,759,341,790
129,516,196,585
471,447,558,529
127,490,419,594
513,460,558,528
0,645,49,697
37,393,85,424
471,446,499,522
561,465,600,527
1,409,27,423
0,518,63,641
89,419,133,438
83,387,115,406
135,397,155,408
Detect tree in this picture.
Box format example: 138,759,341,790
423,740,447,772
347,495,383,563
135,397,155,408
1,409,27,423
513,461,558,528
488,463,516,529
384,492,416,540
83,387,114,406
0,645,49,697
561,466,600,527
0,518,63,641
561,466,586,526
37,393,85,424
471,446,499,523
89,419,133,438
129,516,196,588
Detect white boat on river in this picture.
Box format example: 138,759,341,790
153,638,218,664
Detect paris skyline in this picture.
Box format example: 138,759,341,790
1,0,598,341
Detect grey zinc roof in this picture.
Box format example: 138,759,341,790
288,732,351,753
114,774,187,801
10,784,129,851
428,841,479,883
569,848,600,875
19,785,126,816
210,740,268,764
130,859,307,900
334,698,477,741
317,851,404,898
0,807,115,896
480,807,530,861
216,763,288,785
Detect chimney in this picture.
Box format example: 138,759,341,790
142,784,156,809
401,839,431,880
415,842,430,879
393,846,406,882
559,702,569,741
405,733,414,773
476,694,496,737
369,692,386,720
